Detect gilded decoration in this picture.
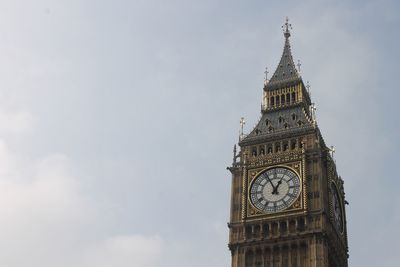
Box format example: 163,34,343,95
243,151,307,220
228,18,349,267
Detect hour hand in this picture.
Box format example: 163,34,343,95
273,171,286,194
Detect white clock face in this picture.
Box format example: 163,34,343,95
331,183,344,232
250,167,301,213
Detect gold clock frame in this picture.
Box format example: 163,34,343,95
243,155,308,221
247,164,302,214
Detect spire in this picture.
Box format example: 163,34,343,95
265,17,301,91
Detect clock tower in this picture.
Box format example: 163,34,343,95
227,18,349,267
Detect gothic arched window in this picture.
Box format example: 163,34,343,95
283,142,289,151
291,140,297,150
255,249,263,267
275,143,281,152
245,250,254,266
245,225,252,239
263,224,270,237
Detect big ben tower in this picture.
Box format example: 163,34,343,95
227,18,349,267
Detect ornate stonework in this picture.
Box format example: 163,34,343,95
228,19,349,267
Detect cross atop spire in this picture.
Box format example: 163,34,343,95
282,16,292,39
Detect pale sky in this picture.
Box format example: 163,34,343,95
0,0,399,266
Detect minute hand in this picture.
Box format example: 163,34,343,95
265,174,275,191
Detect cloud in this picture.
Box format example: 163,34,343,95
83,235,163,267
0,139,164,267
0,144,85,226
0,140,90,266
0,110,33,133
0,1,397,267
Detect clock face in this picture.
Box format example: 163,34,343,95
249,167,301,213
331,183,344,232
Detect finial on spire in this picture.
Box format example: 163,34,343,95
311,102,317,124
282,16,292,38
264,67,269,84
239,117,246,140
297,60,302,73
329,145,336,160
306,80,312,98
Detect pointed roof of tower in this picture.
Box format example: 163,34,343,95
265,17,302,90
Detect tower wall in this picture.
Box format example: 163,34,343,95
227,19,348,267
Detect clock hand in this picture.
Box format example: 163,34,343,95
265,174,276,194
272,172,285,194
272,180,282,194
270,170,280,194
271,181,281,195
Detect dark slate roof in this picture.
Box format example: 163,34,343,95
265,33,301,91
239,105,314,145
